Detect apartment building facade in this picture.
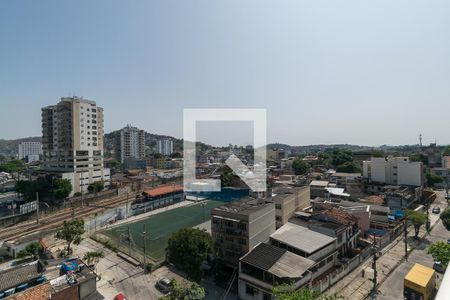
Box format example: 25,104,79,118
211,197,276,267
41,97,110,195
156,139,173,156
116,124,146,163
363,156,424,187
272,186,310,228
18,141,43,163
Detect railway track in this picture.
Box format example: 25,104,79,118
0,192,137,241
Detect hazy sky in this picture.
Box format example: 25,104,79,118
1,0,449,146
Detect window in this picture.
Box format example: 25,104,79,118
246,284,256,296
237,223,246,230
238,238,246,245
275,204,282,209
276,216,282,222
263,292,272,300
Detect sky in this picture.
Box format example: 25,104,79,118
1,0,450,147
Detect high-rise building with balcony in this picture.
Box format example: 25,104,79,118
18,141,43,162
41,96,110,195
156,139,173,156
116,125,146,163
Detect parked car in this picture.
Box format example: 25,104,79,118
447,238,450,245
445,193,450,200
114,293,127,300
433,261,446,273
156,277,171,293
432,207,441,214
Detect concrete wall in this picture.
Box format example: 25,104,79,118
79,277,97,300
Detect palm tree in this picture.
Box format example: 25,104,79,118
83,251,104,272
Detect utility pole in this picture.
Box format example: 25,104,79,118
143,224,146,268
404,214,408,261
371,237,379,299
128,225,132,256
36,192,39,224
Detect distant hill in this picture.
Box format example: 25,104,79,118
0,137,42,156
267,143,374,154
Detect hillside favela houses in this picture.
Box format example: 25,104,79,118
41,97,111,195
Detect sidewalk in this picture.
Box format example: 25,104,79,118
327,216,438,299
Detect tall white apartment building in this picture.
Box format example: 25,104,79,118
18,141,43,162
117,125,146,162
363,156,424,187
41,97,110,195
156,139,173,156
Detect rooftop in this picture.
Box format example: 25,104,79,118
212,197,273,216
143,184,183,197
240,243,315,278
310,180,329,187
0,261,44,293
270,222,336,255
405,263,435,288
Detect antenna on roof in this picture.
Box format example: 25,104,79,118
418,134,423,150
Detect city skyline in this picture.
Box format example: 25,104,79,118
1,1,450,146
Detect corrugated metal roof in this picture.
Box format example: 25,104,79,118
270,222,336,254
240,243,314,278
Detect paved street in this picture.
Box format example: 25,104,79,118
378,192,449,300
327,191,449,300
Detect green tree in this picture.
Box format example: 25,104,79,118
54,178,72,199
410,153,428,165
108,160,122,170
336,161,360,173
440,208,450,231
443,146,450,156
406,209,428,239
426,172,444,187
220,169,233,187
83,250,104,272
161,279,206,300
331,149,353,167
167,228,213,282
292,159,311,175
428,241,450,267
372,150,385,158
55,219,85,255
273,285,343,300
16,242,43,259
88,181,104,193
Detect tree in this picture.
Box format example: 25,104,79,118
440,208,450,231
336,161,360,173
372,150,385,158
426,172,444,187
406,210,427,239
220,169,233,187
428,241,450,267
331,149,353,167
161,279,206,300
55,219,85,255
292,159,310,175
410,153,428,165
443,146,450,156
16,242,42,259
167,228,213,282
54,178,72,199
83,251,104,272
108,160,122,170
273,285,343,300
88,181,104,193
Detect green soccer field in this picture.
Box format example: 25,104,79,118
106,199,225,262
